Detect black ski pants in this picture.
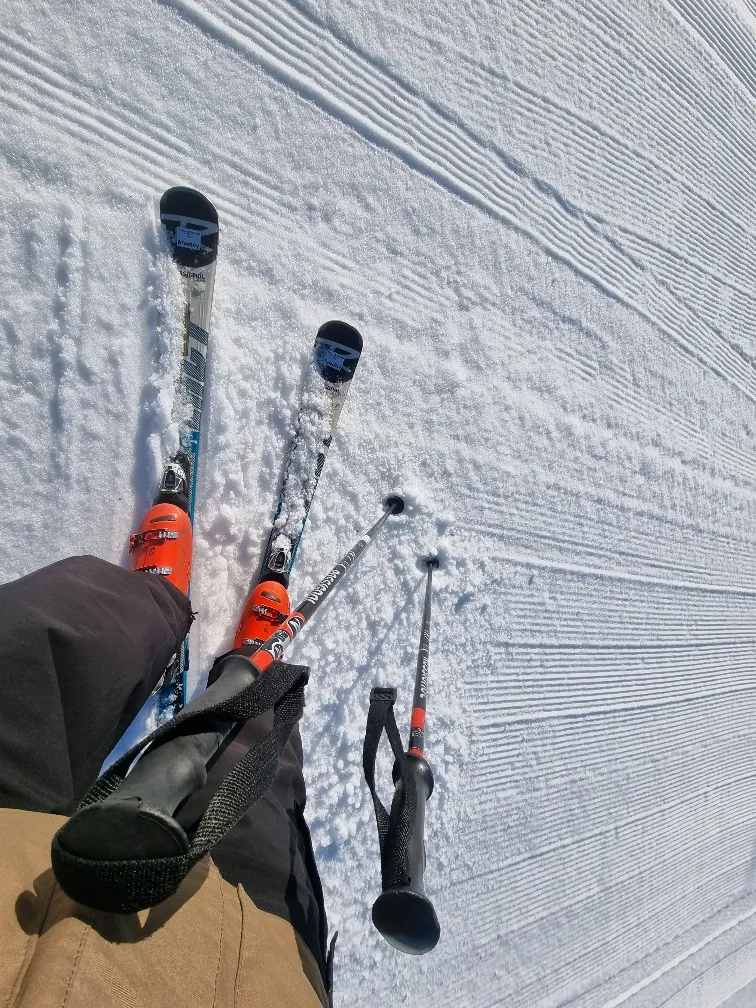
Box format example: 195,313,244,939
0,556,329,984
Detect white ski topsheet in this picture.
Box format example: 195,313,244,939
1,1,756,1006
264,333,359,577
175,258,216,516
159,199,218,517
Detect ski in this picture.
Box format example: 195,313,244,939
130,187,219,717
233,320,362,648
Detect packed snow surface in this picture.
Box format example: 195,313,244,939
1,0,756,1004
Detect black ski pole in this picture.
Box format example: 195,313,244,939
56,495,405,865
248,493,404,674
408,554,438,758
367,555,441,954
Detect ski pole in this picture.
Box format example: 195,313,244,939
248,493,404,674
56,495,405,865
408,554,438,757
367,556,441,954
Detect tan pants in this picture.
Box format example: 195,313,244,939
0,808,327,1008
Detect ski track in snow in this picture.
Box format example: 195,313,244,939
0,0,755,1005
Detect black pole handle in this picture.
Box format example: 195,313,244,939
371,753,440,954
56,653,259,861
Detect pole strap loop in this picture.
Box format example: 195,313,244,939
362,686,417,890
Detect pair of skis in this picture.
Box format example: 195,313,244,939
130,187,362,718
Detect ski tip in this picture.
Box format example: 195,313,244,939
160,186,219,224
425,555,440,570
317,319,363,353
159,187,219,269
384,494,405,515
314,320,362,384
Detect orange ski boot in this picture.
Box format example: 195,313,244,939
129,503,193,595
130,461,193,595
233,580,291,649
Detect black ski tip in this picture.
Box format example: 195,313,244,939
160,186,219,269
160,186,219,224
317,320,363,353
425,555,440,570
314,321,363,384
384,494,405,515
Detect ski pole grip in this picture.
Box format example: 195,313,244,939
55,654,260,864
372,753,440,954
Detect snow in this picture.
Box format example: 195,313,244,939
1,0,755,1004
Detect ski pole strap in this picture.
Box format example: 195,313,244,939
51,658,308,914
362,686,417,889
363,686,441,954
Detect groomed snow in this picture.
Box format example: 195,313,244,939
1,0,755,1004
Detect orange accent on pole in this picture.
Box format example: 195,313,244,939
408,747,424,758
410,708,426,732
251,650,274,672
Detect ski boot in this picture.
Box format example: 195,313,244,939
233,579,291,649
130,459,193,595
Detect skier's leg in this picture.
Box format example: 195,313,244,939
0,555,192,815
176,693,329,985
213,726,328,978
